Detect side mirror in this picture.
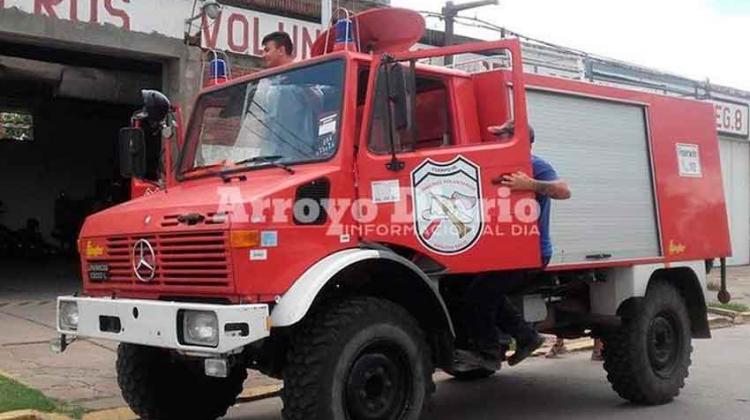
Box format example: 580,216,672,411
118,127,147,178
141,90,171,126
386,63,408,131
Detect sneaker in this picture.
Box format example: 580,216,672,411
454,349,502,371
508,333,545,366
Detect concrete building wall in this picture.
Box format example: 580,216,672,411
0,6,202,107
0,0,390,110
224,0,389,20
719,137,750,265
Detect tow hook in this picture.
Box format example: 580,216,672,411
49,334,77,354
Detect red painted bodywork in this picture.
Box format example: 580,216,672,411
78,38,730,303
518,73,731,265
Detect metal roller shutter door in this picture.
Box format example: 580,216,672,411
719,137,750,266
526,90,661,264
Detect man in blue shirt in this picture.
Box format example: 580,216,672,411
497,123,571,266
457,120,571,371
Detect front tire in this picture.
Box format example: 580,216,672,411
282,297,433,420
116,343,247,419
602,281,692,405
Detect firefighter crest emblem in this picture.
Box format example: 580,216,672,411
411,156,484,255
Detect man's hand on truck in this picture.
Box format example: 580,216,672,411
501,171,572,200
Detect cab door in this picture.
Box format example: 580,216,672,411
355,39,542,274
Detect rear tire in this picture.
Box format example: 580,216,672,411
282,297,434,420
602,281,692,405
116,343,247,419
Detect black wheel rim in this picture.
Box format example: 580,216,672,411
647,311,681,378
345,342,411,420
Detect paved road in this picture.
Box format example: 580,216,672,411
224,325,750,420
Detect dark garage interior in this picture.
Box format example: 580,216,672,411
0,42,163,296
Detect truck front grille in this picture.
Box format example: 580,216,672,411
88,231,232,289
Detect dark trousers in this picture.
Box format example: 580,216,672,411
464,257,550,351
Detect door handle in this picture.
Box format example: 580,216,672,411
585,253,613,260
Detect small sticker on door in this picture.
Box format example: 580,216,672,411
261,231,278,247
372,180,401,204
676,143,702,178
250,249,268,261
318,114,338,136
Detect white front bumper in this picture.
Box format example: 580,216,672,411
57,297,270,355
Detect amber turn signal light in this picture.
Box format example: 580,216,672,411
230,230,261,248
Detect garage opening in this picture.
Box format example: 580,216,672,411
0,42,163,299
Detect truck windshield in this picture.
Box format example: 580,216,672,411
180,59,345,175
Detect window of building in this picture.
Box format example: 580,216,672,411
0,111,34,142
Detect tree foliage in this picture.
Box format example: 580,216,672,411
0,111,34,141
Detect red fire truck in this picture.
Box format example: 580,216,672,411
54,8,731,420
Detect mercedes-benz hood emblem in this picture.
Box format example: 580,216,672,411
132,239,156,282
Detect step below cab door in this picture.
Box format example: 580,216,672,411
355,40,542,274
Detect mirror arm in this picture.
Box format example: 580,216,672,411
408,59,418,152
382,55,405,172
161,111,178,188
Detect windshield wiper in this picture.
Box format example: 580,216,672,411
233,155,283,166
232,155,295,174
180,162,231,181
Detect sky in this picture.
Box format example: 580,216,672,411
391,0,750,91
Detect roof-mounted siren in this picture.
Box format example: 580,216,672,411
204,50,232,87
312,7,426,57
332,8,358,52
